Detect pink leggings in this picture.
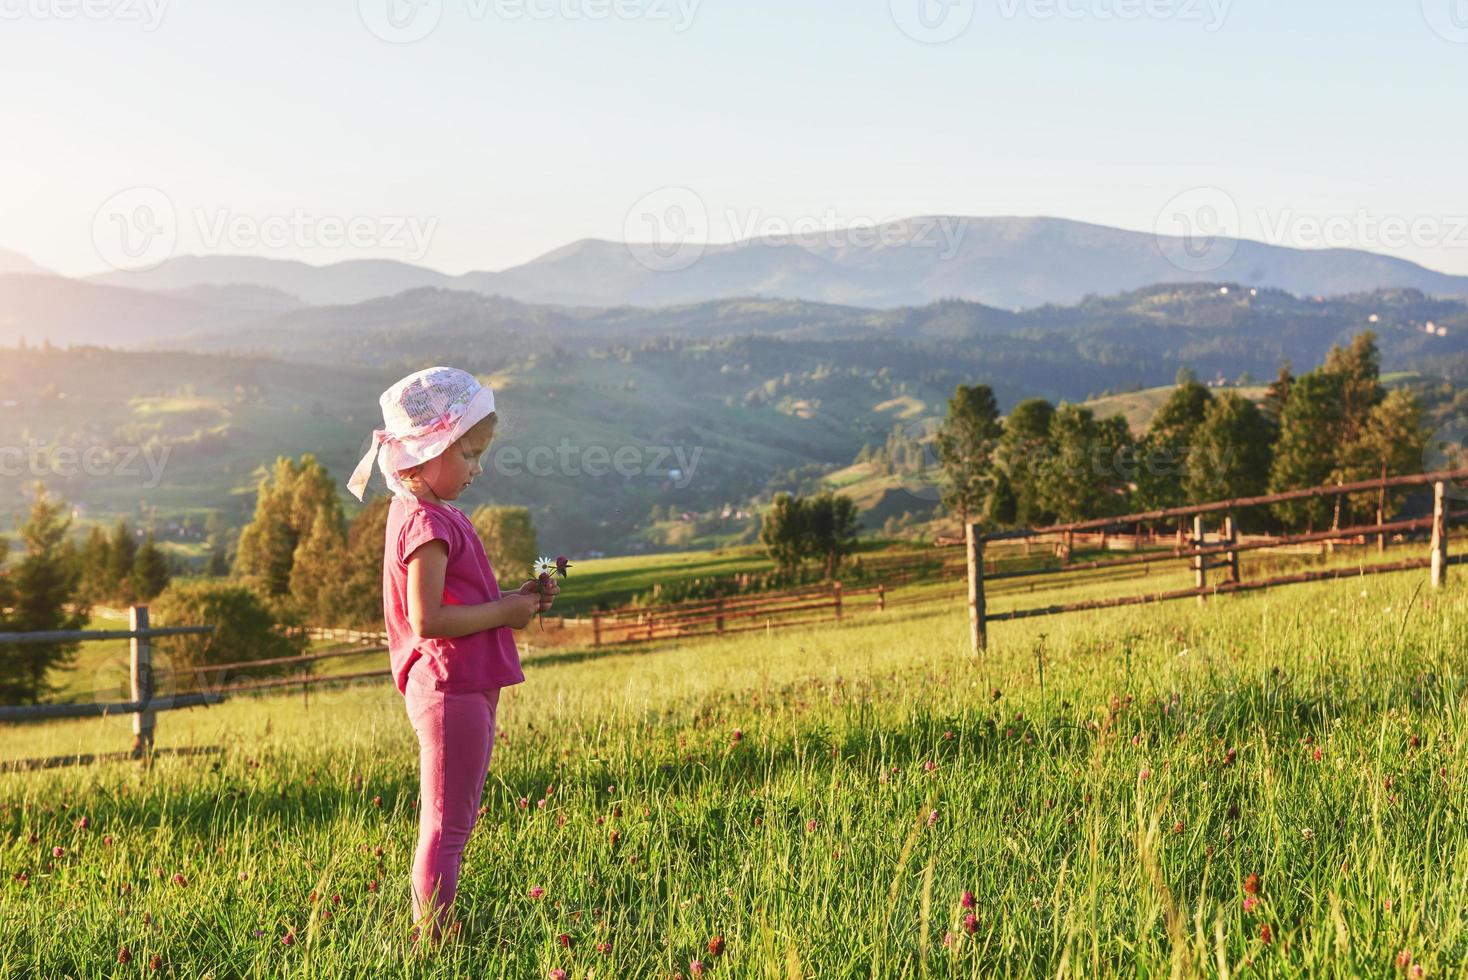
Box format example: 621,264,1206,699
404,675,501,932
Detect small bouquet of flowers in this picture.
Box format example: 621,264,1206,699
531,555,572,630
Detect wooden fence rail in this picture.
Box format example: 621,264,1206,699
960,472,1465,652
0,608,213,756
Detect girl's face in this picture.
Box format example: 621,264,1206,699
410,424,493,502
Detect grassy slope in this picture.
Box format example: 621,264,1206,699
3,537,1467,975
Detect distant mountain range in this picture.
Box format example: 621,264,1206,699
36,215,1466,311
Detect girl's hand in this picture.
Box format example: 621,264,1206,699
517,578,561,612
499,592,541,630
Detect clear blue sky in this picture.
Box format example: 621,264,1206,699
3,0,1466,277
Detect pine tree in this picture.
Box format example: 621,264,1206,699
1185,392,1273,505
760,493,808,572
76,524,112,605
1268,371,1346,529
235,455,345,611
108,519,138,604
1260,362,1294,434
1135,381,1213,510
935,383,1003,528
0,486,89,704
993,398,1057,527
1338,389,1425,524
132,534,171,602
1032,405,1134,523
803,493,861,578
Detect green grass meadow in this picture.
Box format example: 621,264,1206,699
3,540,1467,977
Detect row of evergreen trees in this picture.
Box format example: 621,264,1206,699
229,455,541,629
936,332,1425,532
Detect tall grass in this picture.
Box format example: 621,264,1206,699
2,551,1464,977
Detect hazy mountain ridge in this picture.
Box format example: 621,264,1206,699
57,215,1468,311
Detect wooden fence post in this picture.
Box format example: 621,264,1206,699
1193,515,1208,603
967,522,987,653
832,582,843,621
877,583,886,612
592,613,602,648
1224,513,1241,585
715,597,725,634
1431,480,1449,589
129,605,154,759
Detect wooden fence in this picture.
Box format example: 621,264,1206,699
588,580,889,646
958,468,1468,652
0,607,214,757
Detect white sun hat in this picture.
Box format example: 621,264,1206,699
347,366,496,501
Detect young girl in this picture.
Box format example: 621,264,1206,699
346,365,559,942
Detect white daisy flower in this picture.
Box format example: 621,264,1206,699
533,556,557,576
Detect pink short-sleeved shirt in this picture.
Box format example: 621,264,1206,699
382,495,524,695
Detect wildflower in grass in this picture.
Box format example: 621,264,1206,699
943,730,954,740
1396,951,1413,971
117,947,131,964
1313,748,1323,762
805,819,818,832
76,816,89,830
1243,873,1260,894
963,912,979,933
1385,898,1393,911
1243,896,1258,913
549,970,567,980
961,890,975,909
367,879,379,893
282,930,295,946
927,810,939,827
530,885,545,899
609,830,621,846
558,933,572,948
597,941,613,954
944,931,956,948
372,795,382,808
239,872,249,881
1259,923,1272,944
148,955,162,970
732,729,743,742
1301,827,1314,841
173,873,188,888
923,760,937,772
52,846,64,858
1411,966,1425,979
1139,768,1151,781
519,798,530,810
103,835,113,847
708,935,725,956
